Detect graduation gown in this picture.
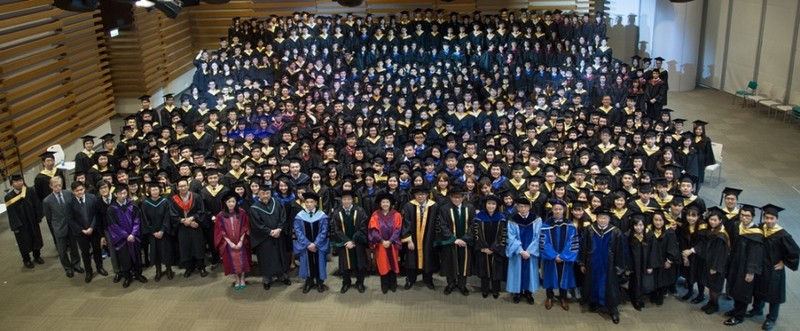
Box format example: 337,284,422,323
169,192,207,263
678,222,708,287
435,202,476,279
505,213,541,293
214,209,251,275
249,198,289,277
579,224,628,308
649,227,680,288
628,232,657,298
472,211,507,281
140,196,175,266
726,223,764,303
368,210,403,276
401,199,440,273
4,186,44,256
330,206,369,272
694,227,729,292
754,225,800,304
541,217,580,290
293,209,329,280
106,199,142,270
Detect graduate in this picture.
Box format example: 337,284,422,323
401,185,440,290
505,197,542,304
682,207,729,315
74,135,96,175
751,204,800,331
435,185,475,296
368,192,403,294
106,184,148,288
4,174,45,269
723,204,764,326
472,195,507,299
719,187,742,236
249,184,292,290
541,199,579,310
200,169,229,267
293,192,329,293
35,152,67,247
214,192,251,290
330,190,369,293
140,182,175,281
678,206,708,303
648,210,679,306
579,208,628,324
626,214,656,311
169,177,208,278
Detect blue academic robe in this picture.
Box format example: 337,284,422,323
293,209,329,280
540,218,579,289
506,214,542,293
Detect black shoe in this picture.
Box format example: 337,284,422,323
134,274,148,283
425,282,435,290
66,269,74,278
633,301,643,311
745,309,763,318
154,270,162,282
84,272,93,283
281,278,292,286
492,292,500,299
443,285,454,295
691,295,706,304
113,273,122,283
34,257,45,264
482,291,489,298
122,278,132,288
340,284,351,294
73,266,84,274
166,268,175,280
724,310,734,317
404,280,414,290
724,317,743,326
183,270,193,278
381,287,389,294
356,284,366,293
198,268,208,277
589,304,599,312
513,295,521,303
460,286,469,296
762,320,775,330
263,282,271,290
704,304,719,315
390,285,397,292
526,294,534,305
96,267,108,276
302,283,313,293
611,314,620,324
318,284,328,293
680,292,694,301
23,261,34,269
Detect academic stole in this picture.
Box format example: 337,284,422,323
414,201,434,268
5,186,27,207
450,206,469,276
173,194,194,218
338,209,359,269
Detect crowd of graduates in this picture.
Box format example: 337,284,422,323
3,8,799,330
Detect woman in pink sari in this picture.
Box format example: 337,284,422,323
215,192,251,290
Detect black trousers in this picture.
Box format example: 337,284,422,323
75,231,103,272
147,233,176,267
752,299,780,321
480,277,501,293
380,271,397,291
546,288,568,299
202,225,220,264
55,234,80,271
406,269,433,284
732,299,750,319
448,275,467,289
116,244,142,280
342,268,365,285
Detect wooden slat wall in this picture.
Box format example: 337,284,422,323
0,0,114,177
107,7,194,97
188,0,595,51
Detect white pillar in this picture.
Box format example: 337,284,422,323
647,0,705,92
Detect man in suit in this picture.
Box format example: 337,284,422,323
43,176,83,278
33,151,67,247
95,180,123,283
70,181,108,282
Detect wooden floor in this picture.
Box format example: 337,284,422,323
1,87,799,330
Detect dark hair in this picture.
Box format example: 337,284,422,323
70,181,85,190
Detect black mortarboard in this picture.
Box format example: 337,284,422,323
10,173,24,182
739,203,758,215
101,133,115,142
80,135,95,143
693,120,708,127
720,187,743,205
706,206,725,218
39,151,55,160
164,93,174,99
761,204,784,217
340,190,356,198
654,57,665,62
139,95,151,101
515,197,531,205
678,173,696,184
302,192,320,201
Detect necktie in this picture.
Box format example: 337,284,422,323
420,204,425,215
57,194,64,207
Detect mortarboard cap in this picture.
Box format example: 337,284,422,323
761,204,784,217
80,135,95,143
139,95,151,101
693,120,708,127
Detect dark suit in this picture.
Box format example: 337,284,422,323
71,194,104,273
43,190,80,271
96,193,121,274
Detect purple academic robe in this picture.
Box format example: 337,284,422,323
107,199,142,262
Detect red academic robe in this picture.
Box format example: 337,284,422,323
214,210,251,275
368,210,402,276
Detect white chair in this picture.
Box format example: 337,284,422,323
704,142,723,185
773,104,797,122
745,82,772,110
46,144,65,165
759,86,783,116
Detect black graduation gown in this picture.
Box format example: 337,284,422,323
678,223,708,286
140,196,175,265
579,224,628,308
200,185,230,229
4,186,44,256
168,192,207,263
329,205,369,272
472,212,507,281
33,168,66,202
726,225,764,303
401,200,440,273
650,227,680,288
249,198,289,277
435,202,476,279
74,150,94,175
754,226,800,304
628,232,657,299
694,228,729,292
